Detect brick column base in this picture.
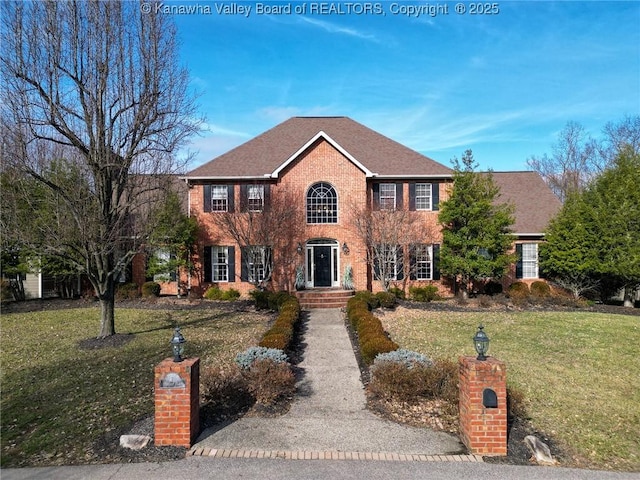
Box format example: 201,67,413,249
154,357,200,447
458,356,507,456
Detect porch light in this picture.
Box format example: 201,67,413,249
170,327,186,362
473,324,490,361
296,242,303,254
342,242,350,255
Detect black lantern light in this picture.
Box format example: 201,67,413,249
473,324,490,361
170,327,186,362
296,242,303,254
342,242,350,255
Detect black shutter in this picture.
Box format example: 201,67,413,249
432,183,439,211
203,246,212,282
515,244,523,279
240,185,248,212
433,244,441,280
227,185,235,213
409,183,416,211
372,183,380,210
228,246,236,282
396,245,404,280
373,247,381,280
396,183,403,210
240,247,248,282
263,184,270,210
203,185,212,212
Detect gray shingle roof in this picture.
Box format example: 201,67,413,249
186,116,453,179
491,171,562,234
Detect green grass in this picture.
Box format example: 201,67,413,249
380,308,640,471
0,306,271,467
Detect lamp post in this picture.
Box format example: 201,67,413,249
170,327,186,362
473,324,490,361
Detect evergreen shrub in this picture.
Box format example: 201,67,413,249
375,291,397,308
508,281,530,300
388,286,406,300
115,282,139,300
235,346,289,370
141,281,161,297
409,285,440,302
530,281,551,299
346,297,399,365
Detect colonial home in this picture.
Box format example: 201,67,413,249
183,116,560,306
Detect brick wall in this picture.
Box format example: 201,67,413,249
154,357,200,447
190,139,451,296
458,356,507,456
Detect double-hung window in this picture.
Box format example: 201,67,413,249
414,244,433,280
521,243,539,279
211,185,228,212
379,183,396,210
415,183,432,211
247,185,264,212
212,246,229,282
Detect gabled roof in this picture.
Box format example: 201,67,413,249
186,116,453,179
491,171,562,235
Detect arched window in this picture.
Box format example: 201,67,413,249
306,182,338,224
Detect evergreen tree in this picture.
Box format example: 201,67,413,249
438,150,515,298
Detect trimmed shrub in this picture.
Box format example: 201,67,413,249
353,290,380,310
368,358,458,409
235,346,289,370
221,288,241,301
249,289,271,309
346,297,399,365
375,291,397,309
115,282,139,300
409,285,439,302
530,281,551,299
242,359,296,406
508,281,530,300
257,296,301,352
388,286,406,300
141,281,161,297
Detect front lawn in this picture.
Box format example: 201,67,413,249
0,305,272,467
380,306,640,471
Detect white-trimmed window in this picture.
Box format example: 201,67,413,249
211,185,228,212
306,182,338,224
415,183,432,211
521,243,539,279
378,244,399,281
414,244,433,280
242,246,270,283
247,185,264,212
379,183,396,210
212,246,229,282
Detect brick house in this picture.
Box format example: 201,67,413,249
182,116,560,302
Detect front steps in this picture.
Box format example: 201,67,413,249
295,289,355,309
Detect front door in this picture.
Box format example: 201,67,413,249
313,246,332,287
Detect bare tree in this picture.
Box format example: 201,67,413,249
596,115,640,169
350,206,436,292
1,1,200,337
526,121,596,203
210,185,304,291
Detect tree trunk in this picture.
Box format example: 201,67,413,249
623,285,635,308
98,281,116,338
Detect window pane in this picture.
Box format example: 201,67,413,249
522,243,538,279
211,186,228,212
307,182,338,224
415,244,432,280
212,246,228,281
379,183,396,210
415,183,431,210
247,185,264,212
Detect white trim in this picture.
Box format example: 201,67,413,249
181,175,272,181
371,174,453,179
271,131,374,178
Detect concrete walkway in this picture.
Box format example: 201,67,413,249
192,308,465,457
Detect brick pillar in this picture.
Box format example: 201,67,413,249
154,357,200,447
458,356,507,456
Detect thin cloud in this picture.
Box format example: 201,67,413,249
298,17,380,43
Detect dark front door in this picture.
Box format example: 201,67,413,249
313,246,331,287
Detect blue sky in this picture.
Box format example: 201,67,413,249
171,1,640,172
